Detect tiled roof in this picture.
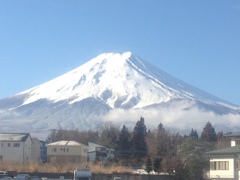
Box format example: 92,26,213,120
0,133,30,142
206,145,240,155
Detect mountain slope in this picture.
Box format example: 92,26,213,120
0,52,240,139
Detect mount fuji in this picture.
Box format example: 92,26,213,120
0,52,240,139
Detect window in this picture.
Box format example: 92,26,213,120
236,139,240,145
8,143,10,147
51,148,57,152
1,143,3,147
210,161,229,170
237,160,240,169
13,143,20,147
67,148,69,152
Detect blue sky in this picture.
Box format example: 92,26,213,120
0,1,240,105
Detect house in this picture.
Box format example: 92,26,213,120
46,140,88,163
206,132,240,179
0,133,41,163
88,142,114,162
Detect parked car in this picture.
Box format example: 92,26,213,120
0,172,8,177
14,174,30,180
0,176,12,180
113,177,122,180
30,176,41,180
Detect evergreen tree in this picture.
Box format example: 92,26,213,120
46,129,58,143
177,137,214,179
115,125,131,159
216,131,230,149
194,130,198,139
190,129,198,139
145,156,152,174
130,117,148,159
146,129,157,158
156,122,170,157
158,123,165,132
201,122,217,142
153,157,162,174
100,124,119,148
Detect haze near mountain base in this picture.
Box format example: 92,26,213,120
0,52,239,139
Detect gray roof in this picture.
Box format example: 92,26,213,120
224,132,240,138
0,133,30,142
206,145,240,156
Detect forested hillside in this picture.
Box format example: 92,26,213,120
47,117,230,179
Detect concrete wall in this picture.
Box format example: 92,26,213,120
92,174,173,180
19,172,172,180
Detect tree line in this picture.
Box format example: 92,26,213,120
47,118,230,180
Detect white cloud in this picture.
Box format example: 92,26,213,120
101,107,240,134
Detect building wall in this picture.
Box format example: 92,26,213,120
231,138,236,147
40,141,47,162
47,154,87,163
88,151,96,162
0,135,33,163
210,158,235,179
47,145,88,163
88,142,114,162
23,136,33,163
88,142,99,152
31,138,41,163
0,141,24,162
47,145,87,156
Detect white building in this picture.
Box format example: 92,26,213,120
0,133,41,163
46,140,88,163
207,132,240,180
88,142,114,162
31,138,41,163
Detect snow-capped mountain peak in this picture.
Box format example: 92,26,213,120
1,52,240,139
17,52,174,108
19,51,233,110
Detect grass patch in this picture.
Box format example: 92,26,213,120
0,161,132,174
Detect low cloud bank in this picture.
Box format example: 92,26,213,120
102,106,240,134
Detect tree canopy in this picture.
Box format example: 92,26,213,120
130,117,148,160
201,121,217,142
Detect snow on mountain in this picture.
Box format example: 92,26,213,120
0,52,240,139
19,51,178,108
15,52,239,109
